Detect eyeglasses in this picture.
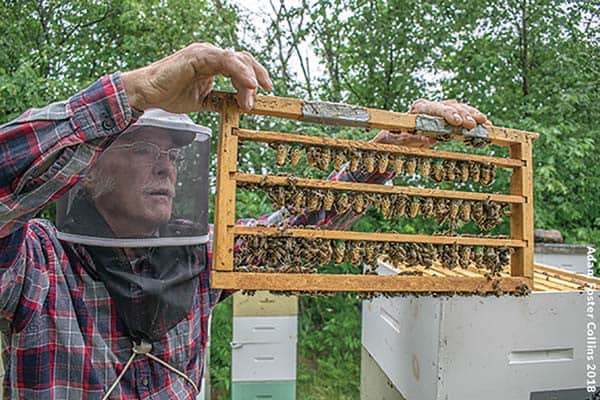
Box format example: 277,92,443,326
109,142,183,164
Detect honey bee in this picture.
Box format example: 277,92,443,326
421,197,435,219
408,197,421,218
465,137,489,148
352,193,367,214
347,241,364,266
274,143,289,166
306,147,319,168
449,199,462,221
489,163,497,182
459,200,472,223
349,150,362,172
364,151,376,173
459,246,472,269
431,162,446,183
458,161,469,183
364,241,381,266
377,153,390,173
419,158,432,178
471,200,485,225
473,246,485,268
391,154,405,174
479,163,494,186
478,200,504,231
317,240,333,265
405,157,418,175
380,242,392,257
317,147,332,171
405,243,420,266
379,195,393,219
483,247,500,272
393,195,408,217
497,247,513,269
333,240,346,264
446,244,461,269
434,198,450,218
323,190,335,211
445,160,457,181
389,243,407,267
307,190,322,212
268,186,288,209
470,162,481,183
336,193,352,214
291,190,305,213
290,147,303,166
420,243,436,267
333,149,347,170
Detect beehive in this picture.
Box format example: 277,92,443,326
206,91,538,294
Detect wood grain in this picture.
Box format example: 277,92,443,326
234,173,525,203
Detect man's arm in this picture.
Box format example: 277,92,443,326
0,43,272,240
0,73,135,238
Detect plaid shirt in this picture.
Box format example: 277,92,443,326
0,73,392,399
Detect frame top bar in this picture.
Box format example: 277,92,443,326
202,91,539,145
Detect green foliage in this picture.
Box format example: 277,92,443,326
209,297,233,399
297,294,362,399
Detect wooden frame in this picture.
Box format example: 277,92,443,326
209,91,538,294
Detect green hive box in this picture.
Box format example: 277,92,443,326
232,380,296,400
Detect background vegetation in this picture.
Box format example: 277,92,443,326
1,1,598,398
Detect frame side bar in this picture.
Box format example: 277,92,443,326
510,140,535,279
212,100,240,272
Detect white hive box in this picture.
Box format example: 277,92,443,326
534,243,592,275
231,316,298,382
361,261,600,400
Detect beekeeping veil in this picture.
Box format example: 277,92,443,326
56,108,211,346
57,108,210,248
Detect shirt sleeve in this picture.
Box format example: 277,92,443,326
0,72,136,238
0,73,137,329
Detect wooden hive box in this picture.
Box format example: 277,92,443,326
206,91,539,295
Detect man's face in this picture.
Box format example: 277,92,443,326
86,128,178,237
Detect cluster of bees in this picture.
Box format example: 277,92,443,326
239,183,508,231
270,143,497,186
234,235,513,277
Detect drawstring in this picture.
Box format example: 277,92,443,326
102,340,198,400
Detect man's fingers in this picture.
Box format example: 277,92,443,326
442,100,486,126
463,103,487,123
411,100,463,126
411,98,489,128
218,50,258,88
233,85,257,112
241,51,273,91
436,104,464,126
453,104,477,129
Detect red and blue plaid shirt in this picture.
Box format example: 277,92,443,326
0,73,392,399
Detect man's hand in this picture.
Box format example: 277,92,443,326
409,98,488,129
121,43,272,113
372,99,488,148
